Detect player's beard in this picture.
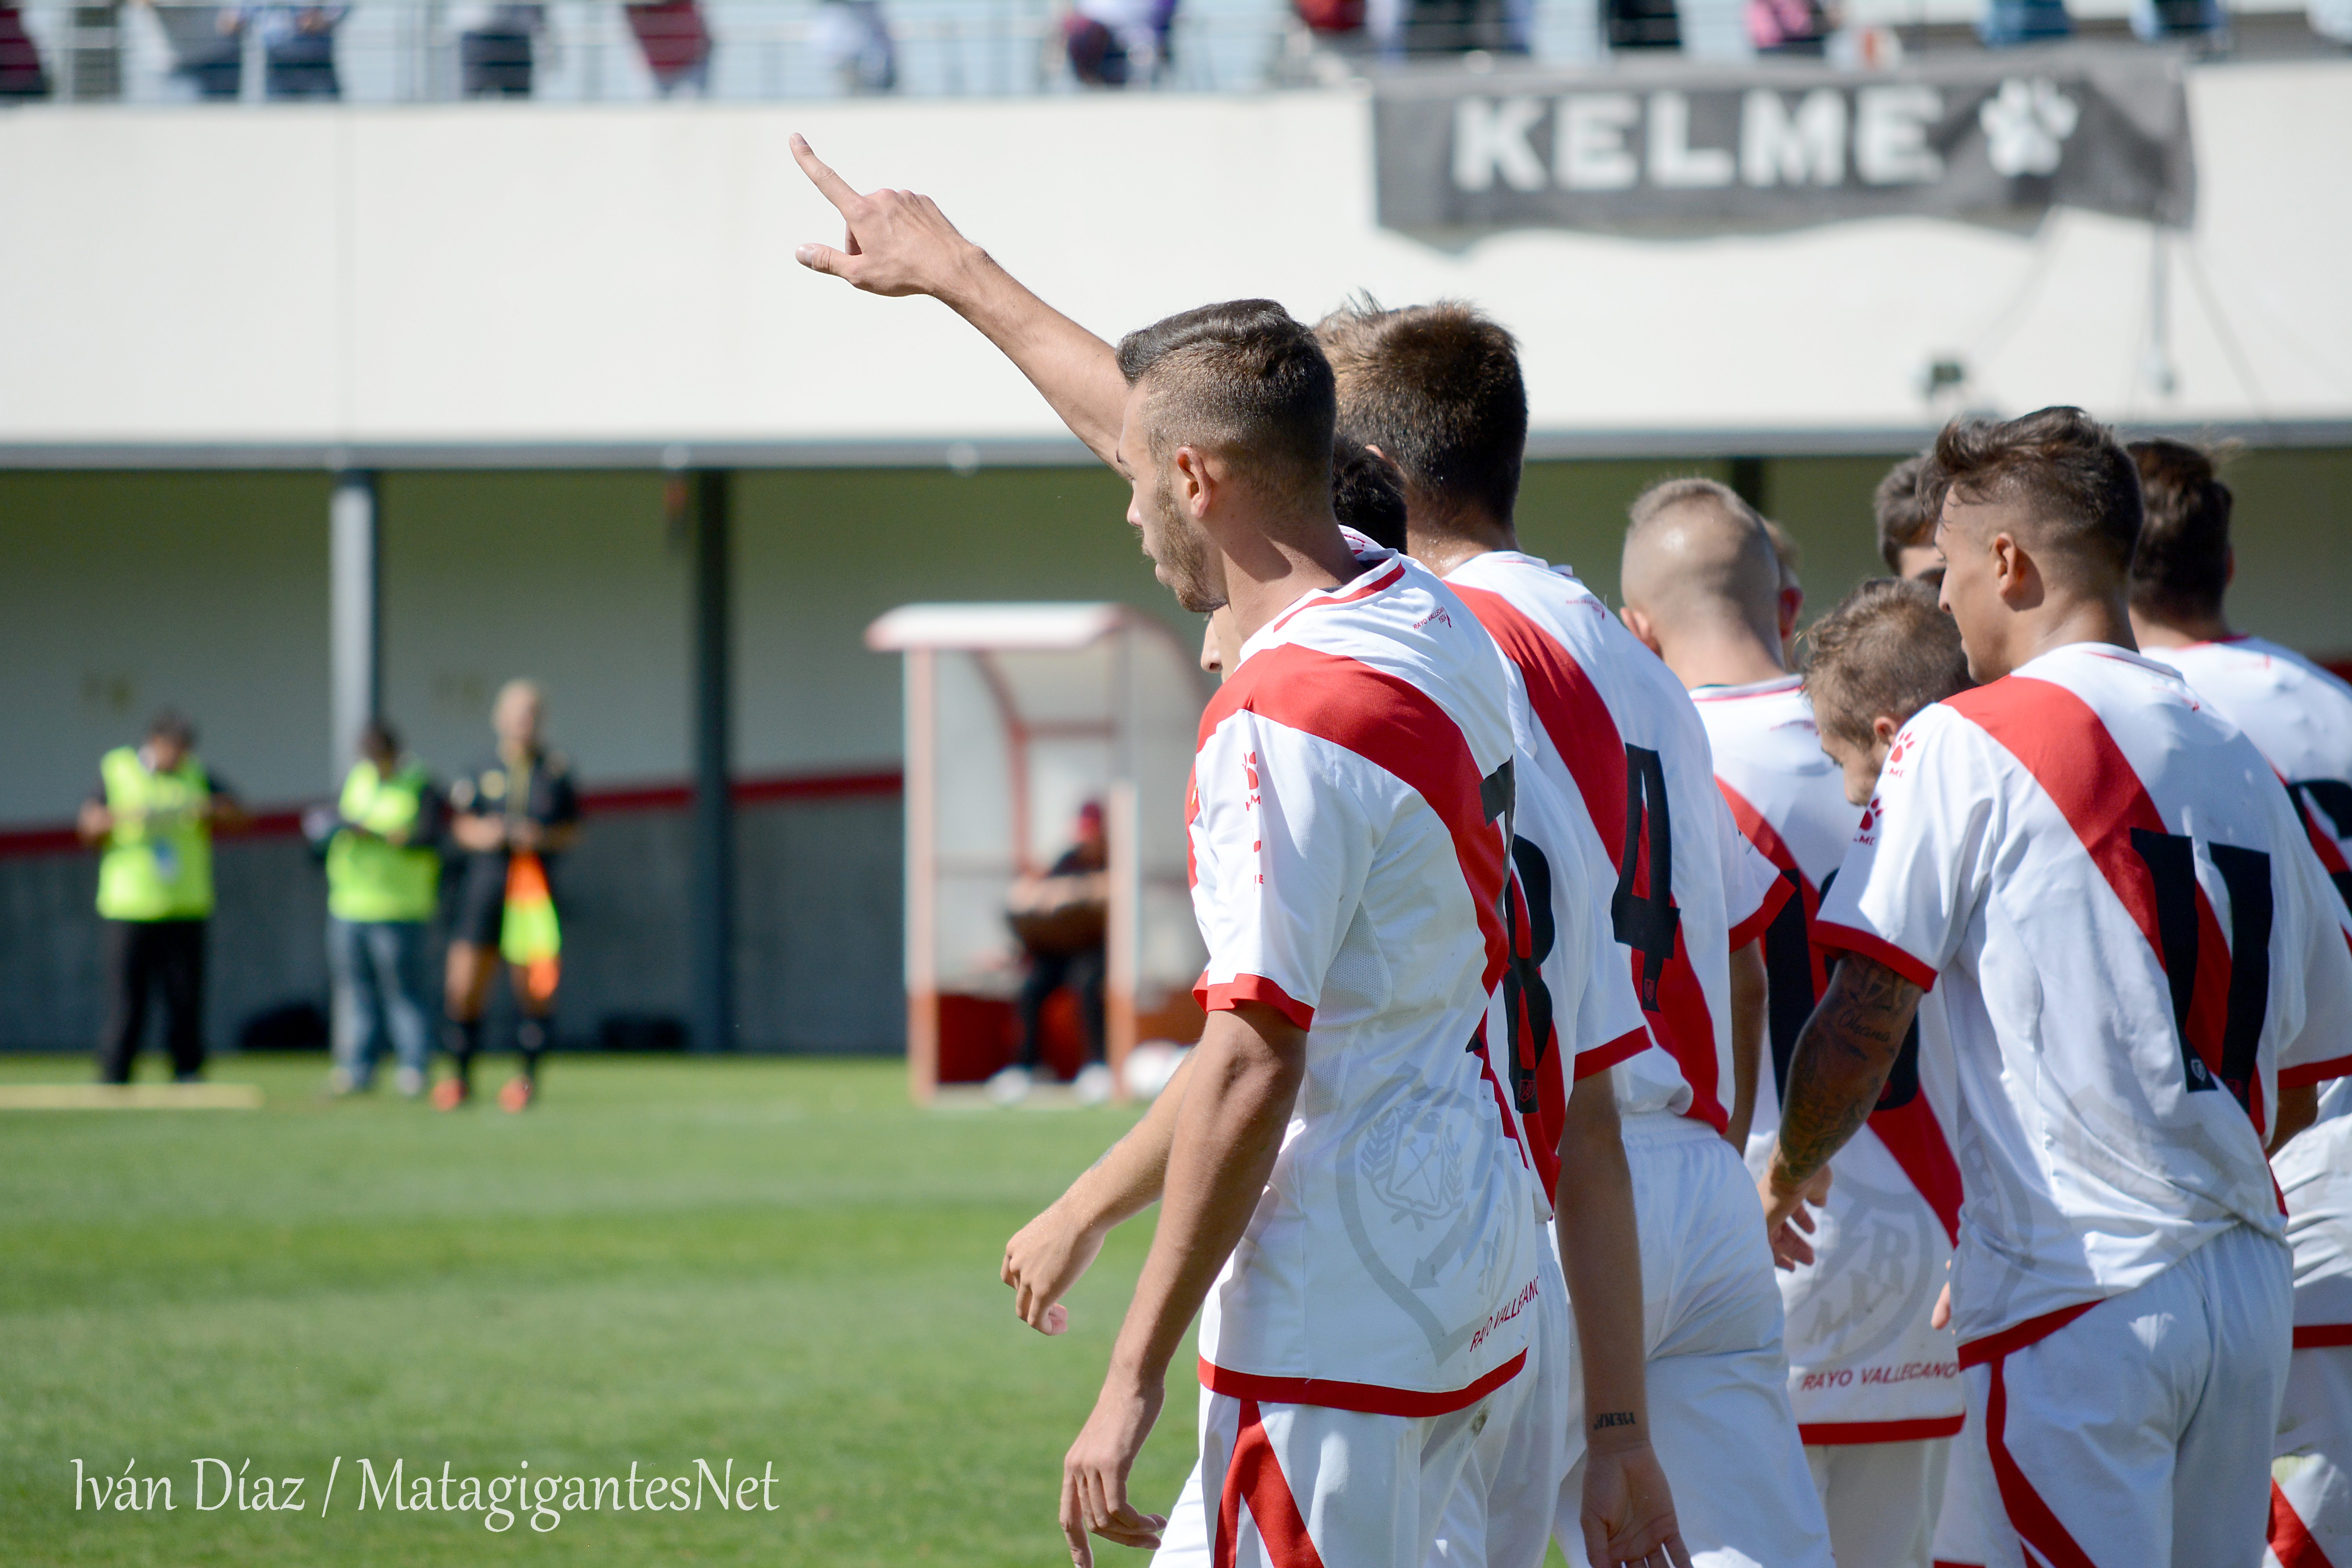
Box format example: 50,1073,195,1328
1150,471,1226,615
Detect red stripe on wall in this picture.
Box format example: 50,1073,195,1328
0,768,904,859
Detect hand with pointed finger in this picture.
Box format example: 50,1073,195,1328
1580,1440,1694,1568
1002,1201,1107,1336
1058,1371,1167,1568
789,133,982,300
1759,1163,1833,1271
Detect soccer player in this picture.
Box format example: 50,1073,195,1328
788,142,1684,1568
1620,492,1965,1568
1315,304,1822,1568
1873,455,1942,585
1758,407,2352,1567
2120,437,2352,1565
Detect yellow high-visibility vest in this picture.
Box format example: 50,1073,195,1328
96,746,216,921
326,759,440,924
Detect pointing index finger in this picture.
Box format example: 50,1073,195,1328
790,132,864,216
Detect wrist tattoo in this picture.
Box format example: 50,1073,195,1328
1591,1412,1637,1431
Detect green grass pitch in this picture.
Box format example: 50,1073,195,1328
0,1053,1203,1566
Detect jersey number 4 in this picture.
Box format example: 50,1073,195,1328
2129,828,2272,1111
1611,747,1680,1009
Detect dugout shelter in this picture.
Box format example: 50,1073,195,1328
866,602,1209,1103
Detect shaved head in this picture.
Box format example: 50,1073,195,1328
1621,477,1781,651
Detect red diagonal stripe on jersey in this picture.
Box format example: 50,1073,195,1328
2271,1481,2334,1568
1203,643,1508,996
1723,780,1964,1244
1447,584,1625,851
1215,1400,1328,1568
1949,676,2249,1120
1449,583,1725,1132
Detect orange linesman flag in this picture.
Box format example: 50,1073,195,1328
501,850,562,1005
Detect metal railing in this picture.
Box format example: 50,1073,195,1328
0,0,2298,106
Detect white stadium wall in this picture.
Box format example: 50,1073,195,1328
1,58,2349,451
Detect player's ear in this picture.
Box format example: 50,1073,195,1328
1171,445,1213,519
1618,604,1662,655
1872,713,1900,746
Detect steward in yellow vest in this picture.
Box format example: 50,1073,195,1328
322,719,443,1099
77,710,245,1084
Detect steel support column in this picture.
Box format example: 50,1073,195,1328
689,470,735,1054
328,470,381,782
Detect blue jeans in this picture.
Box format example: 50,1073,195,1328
328,918,432,1086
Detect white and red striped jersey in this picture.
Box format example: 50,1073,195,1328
1187,547,1540,1412
1441,552,1790,1136
1815,642,2352,1350
2142,637,2352,1345
2142,636,2352,889
1699,675,1965,1439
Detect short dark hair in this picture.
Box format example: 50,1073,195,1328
1873,454,1936,573
146,708,196,747
360,717,401,756
1114,300,1336,508
1315,298,1526,532
1922,407,2142,579
1802,578,1973,745
2127,439,2233,623
1333,444,1408,553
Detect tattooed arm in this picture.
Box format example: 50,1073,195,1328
1757,954,1923,1265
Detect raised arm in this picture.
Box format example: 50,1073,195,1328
789,135,1129,466
1058,1001,1303,1565
1757,954,1923,1262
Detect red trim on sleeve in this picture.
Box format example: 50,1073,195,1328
2294,1324,2352,1350
1729,870,1795,951
2282,1054,2352,1089
1797,1414,1965,1446
1813,920,1940,993
1956,1298,2102,1368
1199,974,1315,1031
1198,1350,1525,1417
1573,1024,1654,1081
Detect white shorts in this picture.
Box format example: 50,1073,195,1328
1804,1437,1947,1568
1955,1222,2290,1568
1153,1379,1517,1568
1428,1237,1573,1568
1554,1113,1831,1568
1928,1410,1993,1567
2270,1344,2352,1568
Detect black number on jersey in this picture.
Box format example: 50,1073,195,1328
1611,746,1680,1010
1765,865,1920,1110
2288,779,2352,914
2129,828,2273,1111
1501,837,1557,1116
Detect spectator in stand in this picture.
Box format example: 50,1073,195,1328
623,0,709,96
242,4,346,100
989,801,1112,1107
135,0,243,100
78,710,247,1085
455,2,545,98
320,719,443,1100
0,3,49,96
1874,453,1943,585
813,0,893,94
1979,0,2070,45
1749,0,1833,53
1064,0,1174,87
